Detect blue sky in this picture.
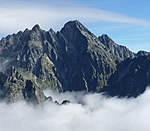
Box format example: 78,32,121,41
0,0,150,52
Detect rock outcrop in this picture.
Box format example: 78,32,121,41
136,50,150,56
3,67,46,103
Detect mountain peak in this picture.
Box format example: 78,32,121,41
99,34,135,60
60,20,97,44
63,20,82,27
32,24,41,32
99,34,115,46
101,34,111,38
61,20,90,33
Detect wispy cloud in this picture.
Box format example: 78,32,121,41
0,0,150,37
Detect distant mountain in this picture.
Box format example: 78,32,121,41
98,34,135,60
0,20,149,103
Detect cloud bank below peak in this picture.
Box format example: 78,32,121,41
0,87,150,131
0,0,150,37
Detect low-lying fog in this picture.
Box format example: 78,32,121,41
0,87,150,131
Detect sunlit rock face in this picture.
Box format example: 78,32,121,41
0,20,149,103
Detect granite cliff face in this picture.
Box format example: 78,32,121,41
0,20,149,103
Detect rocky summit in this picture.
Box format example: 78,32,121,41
0,20,149,103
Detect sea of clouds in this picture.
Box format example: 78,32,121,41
0,87,150,131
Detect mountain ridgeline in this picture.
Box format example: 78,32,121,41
0,20,149,103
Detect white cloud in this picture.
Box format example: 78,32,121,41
0,87,150,131
0,1,150,37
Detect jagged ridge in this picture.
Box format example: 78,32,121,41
0,20,149,103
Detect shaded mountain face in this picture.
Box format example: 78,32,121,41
98,34,135,60
0,20,149,103
103,55,150,97
59,21,117,91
